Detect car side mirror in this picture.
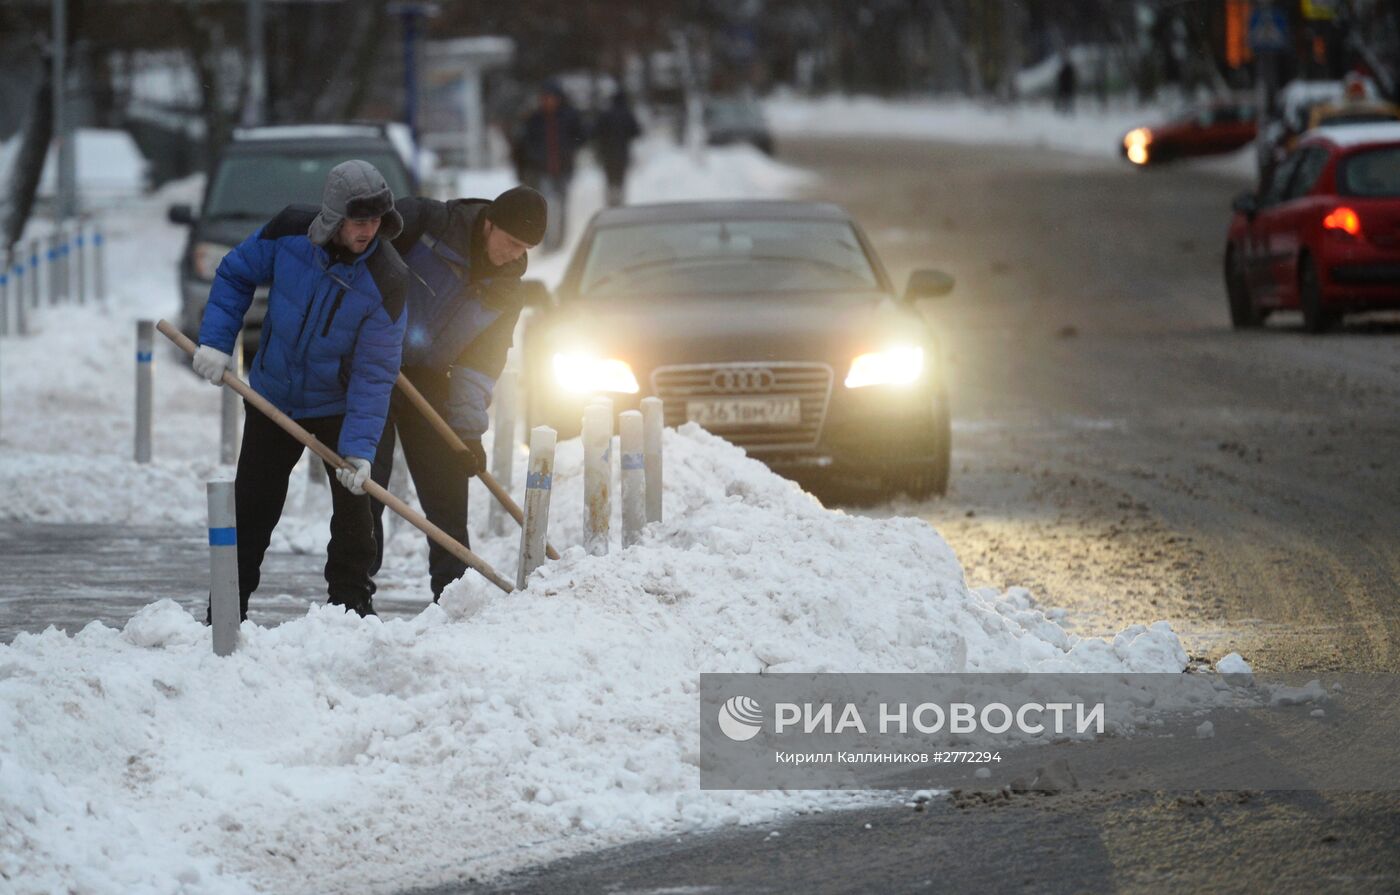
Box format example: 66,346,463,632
1231,191,1259,217
519,279,552,307
904,269,956,300
168,203,195,226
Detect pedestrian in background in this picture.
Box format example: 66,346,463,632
512,82,588,251
1055,55,1077,114
370,186,546,600
192,160,408,620
594,90,641,207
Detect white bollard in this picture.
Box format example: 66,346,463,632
46,233,59,306
642,396,664,524
12,257,29,336
0,250,9,337
517,425,557,589
207,480,240,656
28,238,41,311
75,219,87,305
488,367,519,537
135,320,154,463
59,224,71,303
582,402,613,556
620,410,645,548
93,224,106,303
220,331,243,465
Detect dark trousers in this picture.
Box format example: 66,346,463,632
233,403,378,619
369,366,470,599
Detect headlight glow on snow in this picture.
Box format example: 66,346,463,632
844,346,924,389
1123,128,1152,166
552,352,640,394
192,241,235,281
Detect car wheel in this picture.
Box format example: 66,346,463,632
1298,256,1336,334
881,393,951,500
1225,246,1263,329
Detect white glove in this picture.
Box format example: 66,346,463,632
192,345,232,385
336,457,372,495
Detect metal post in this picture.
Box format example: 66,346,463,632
74,218,86,305
46,233,58,306
517,425,556,589
0,251,9,337
582,402,612,555
13,258,29,336
58,224,70,303
620,410,644,548
642,396,663,524
93,224,106,302
242,0,267,127
28,238,40,310
135,320,153,463
207,480,240,656
53,0,77,221
488,366,518,536
221,331,243,465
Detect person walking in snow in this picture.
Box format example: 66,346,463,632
511,82,588,251
192,160,409,620
594,90,641,207
369,186,546,600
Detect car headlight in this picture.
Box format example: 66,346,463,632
552,352,640,394
844,346,924,389
192,241,235,281
1123,128,1152,165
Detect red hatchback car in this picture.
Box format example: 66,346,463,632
1225,123,1400,331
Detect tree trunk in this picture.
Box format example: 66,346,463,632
2,55,52,251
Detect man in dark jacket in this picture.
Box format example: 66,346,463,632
513,83,587,250
594,90,641,207
370,186,546,599
193,159,408,620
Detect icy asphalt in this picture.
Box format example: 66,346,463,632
398,137,1400,893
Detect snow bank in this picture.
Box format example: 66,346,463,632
0,422,1189,895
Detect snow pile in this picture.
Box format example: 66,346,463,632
1,422,1190,895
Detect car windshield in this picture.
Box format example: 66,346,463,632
203,149,411,220
1339,147,1400,197
578,219,880,298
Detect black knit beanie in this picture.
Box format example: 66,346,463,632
485,186,548,246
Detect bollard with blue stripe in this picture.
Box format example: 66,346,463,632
641,396,664,524
93,225,106,303
582,402,612,556
135,320,154,463
75,223,87,305
517,426,557,590
28,238,40,310
0,254,9,337
46,235,58,306
12,260,29,336
207,481,240,656
620,410,645,548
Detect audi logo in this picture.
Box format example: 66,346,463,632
711,368,776,393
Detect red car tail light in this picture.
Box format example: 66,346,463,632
1323,206,1362,239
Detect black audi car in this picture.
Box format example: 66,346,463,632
520,200,955,497
168,124,415,355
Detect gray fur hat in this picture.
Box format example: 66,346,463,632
308,159,404,246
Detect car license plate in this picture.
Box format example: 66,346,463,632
686,397,802,426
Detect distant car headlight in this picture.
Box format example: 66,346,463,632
552,352,640,394
844,346,924,389
192,241,235,281
1123,128,1152,165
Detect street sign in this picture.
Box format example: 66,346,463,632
1249,7,1290,53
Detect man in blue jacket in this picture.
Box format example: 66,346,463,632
370,186,545,600
192,159,409,620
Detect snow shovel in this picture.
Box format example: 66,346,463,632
394,373,560,561
156,320,515,594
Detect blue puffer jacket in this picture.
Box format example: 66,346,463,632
198,205,408,460
392,197,527,439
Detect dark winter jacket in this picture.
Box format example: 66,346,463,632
516,91,589,180
594,97,641,181
199,204,408,460
392,196,527,439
